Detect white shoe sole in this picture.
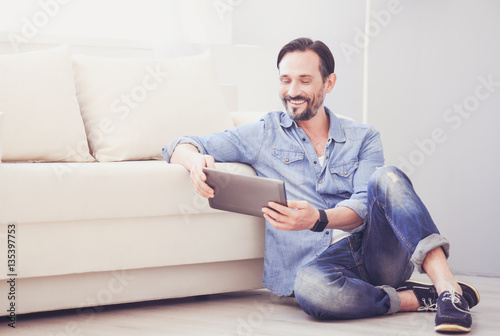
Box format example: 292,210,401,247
435,323,471,333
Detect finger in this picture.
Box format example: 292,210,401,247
196,165,208,182
191,169,214,198
193,180,213,198
263,213,276,227
262,206,285,222
264,213,293,231
203,155,216,169
198,163,215,197
196,183,214,198
268,201,293,216
264,213,283,229
286,200,307,209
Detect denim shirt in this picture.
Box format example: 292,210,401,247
162,107,384,296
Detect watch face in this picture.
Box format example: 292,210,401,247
311,210,328,232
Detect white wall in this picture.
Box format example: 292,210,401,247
0,0,365,118
230,0,367,120
366,0,500,277
0,0,232,47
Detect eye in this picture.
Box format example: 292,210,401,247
280,78,291,84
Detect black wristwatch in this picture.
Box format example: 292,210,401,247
310,209,328,232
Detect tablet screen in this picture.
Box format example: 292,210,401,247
202,167,287,217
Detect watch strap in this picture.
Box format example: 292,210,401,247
310,209,328,232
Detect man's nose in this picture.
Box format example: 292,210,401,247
287,81,302,98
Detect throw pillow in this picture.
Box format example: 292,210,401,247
72,51,233,162
0,45,94,162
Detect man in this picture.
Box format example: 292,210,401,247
162,38,479,333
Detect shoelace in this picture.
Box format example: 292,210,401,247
442,287,472,315
418,297,437,312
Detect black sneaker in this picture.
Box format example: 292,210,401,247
396,280,480,312
396,280,438,311
435,290,472,333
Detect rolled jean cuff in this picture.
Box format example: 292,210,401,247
378,285,401,315
411,233,450,273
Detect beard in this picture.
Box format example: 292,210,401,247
282,91,325,122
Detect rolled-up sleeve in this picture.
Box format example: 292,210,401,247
161,120,267,165
335,128,384,231
161,137,206,163
336,199,368,221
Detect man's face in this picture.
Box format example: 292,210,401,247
278,50,331,122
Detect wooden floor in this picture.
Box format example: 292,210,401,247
7,273,500,335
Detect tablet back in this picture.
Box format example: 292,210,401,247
202,168,287,217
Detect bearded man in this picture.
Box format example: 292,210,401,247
162,38,478,333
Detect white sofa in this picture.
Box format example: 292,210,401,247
0,44,265,316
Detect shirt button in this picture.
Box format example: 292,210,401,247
285,159,289,162
302,138,306,141
344,171,348,175
314,161,317,164
325,231,330,235
318,180,322,184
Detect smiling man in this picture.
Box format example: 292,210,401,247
162,38,479,333
279,43,334,123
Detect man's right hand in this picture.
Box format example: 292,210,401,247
170,144,216,199
189,154,216,198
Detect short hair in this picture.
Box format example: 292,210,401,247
277,38,335,82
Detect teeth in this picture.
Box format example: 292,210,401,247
290,99,305,104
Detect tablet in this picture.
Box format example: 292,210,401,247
202,167,287,217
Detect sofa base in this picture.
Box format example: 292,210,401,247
1,258,264,316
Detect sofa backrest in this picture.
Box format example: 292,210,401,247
0,34,236,163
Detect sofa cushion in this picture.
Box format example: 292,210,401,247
0,161,257,223
0,161,265,278
0,45,94,162
72,51,233,162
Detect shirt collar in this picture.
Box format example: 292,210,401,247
279,112,294,128
326,107,346,143
280,106,346,143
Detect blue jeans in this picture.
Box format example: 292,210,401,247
293,166,450,319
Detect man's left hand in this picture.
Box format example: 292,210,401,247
262,200,320,231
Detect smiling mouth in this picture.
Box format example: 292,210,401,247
285,95,308,106
289,99,306,105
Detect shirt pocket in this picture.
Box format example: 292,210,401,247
329,159,359,195
272,149,306,186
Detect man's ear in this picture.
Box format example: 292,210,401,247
325,73,337,93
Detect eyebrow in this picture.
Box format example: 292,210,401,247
280,74,313,79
